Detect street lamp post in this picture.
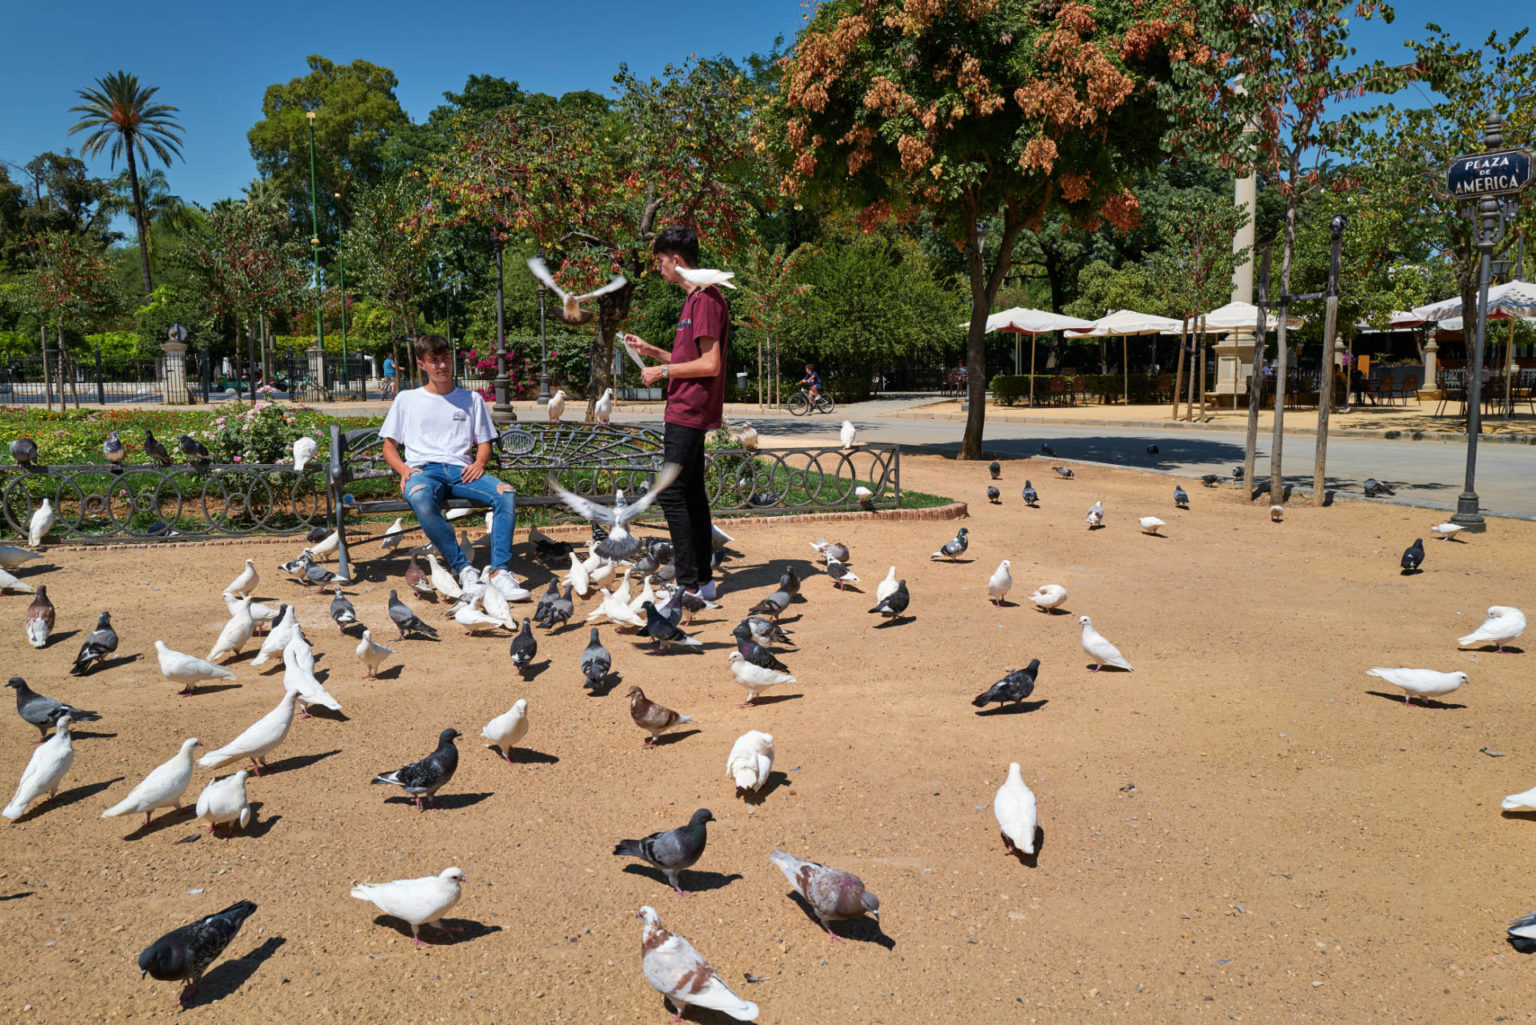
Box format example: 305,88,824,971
490,239,514,424
306,111,325,384
333,192,349,391
537,251,551,404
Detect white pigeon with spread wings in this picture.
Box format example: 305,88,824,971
637,905,757,1021
549,463,681,561
526,257,628,323
676,267,737,289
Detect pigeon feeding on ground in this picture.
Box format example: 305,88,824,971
527,257,627,326
994,762,1039,856
614,808,713,895
3,716,74,819
482,700,529,764
769,850,880,941
642,601,703,652
10,436,38,469
102,738,201,827
1052,466,1074,479
748,588,791,621
540,585,575,631
71,611,118,675
735,616,794,649
810,539,850,563
987,560,1012,605
727,651,794,706
199,691,299,775
549,463,681,562
1366,667,1468,707
869,579,910,620
931,527,969,561
372,728,461,811
24,586,54,649
530,528,576,570
1174,485,1189,508
155,641,237,696
727,730,774,794
1085,500,1104,529
509,618,538,675
1458,606,1526,653
8,677,100,741
580,628,612,690
0,566,35,594
972,660,1039,710
1401,538,1425,574
194,770,251,835
138,900,258,1006
388,590,439,640
637,905,758,1022
1022,481,1039,506
1028,584,1069,614
1200,474,1224,487
1080,615,1133,671
1364,478,1396,498
298,552,350,588
351,868,467,948
1139,516,1167,536
0,545,40,570
1430,522,1467,541
626,686,694,746
986,486,1000,504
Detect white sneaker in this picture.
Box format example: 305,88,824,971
489,569,532,602
458,565,480,591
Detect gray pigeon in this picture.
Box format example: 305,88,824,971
580,627,611,690
329,586,357,634
1401,538,1425,574
749,588,791,620
178,434,211,469
1040,442,1054,457
768,850,880,941
1364,478,1396,498
986,486,1000,504
1174,485,1189,508
1232,465,1244,481
641,601,702,652
736,616,793,649
301,553,350,588
613,808,713,895
931,527,969,561
778,567,801,596
971,660,1040,710
674,588,720,626
1052,466,1074,479
8,677,101,741
9,436,38,470
71,611,118,675
1022,481,1038,506
532,579,560,623
509,618,538,676
1200,474,1223,487
371,728,460,811
736,637,790,673
103,430,126,470
138,899,258,1007
869,580,909,619
142,430,171,466
988,461,1001,480
387,589,439,640
540,585,573,631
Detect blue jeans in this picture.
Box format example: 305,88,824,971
403,464,516,573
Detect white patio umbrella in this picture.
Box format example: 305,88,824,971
1065,309,1183,405
1412,279,1536,322
960,307,1095,407
1182,300,1304,332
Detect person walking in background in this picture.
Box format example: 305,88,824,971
623,225,728,601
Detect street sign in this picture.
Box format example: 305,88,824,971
1447,148,1533,199
167,324,188,342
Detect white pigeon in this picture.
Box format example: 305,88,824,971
1269,505,1284,523
737,424,758,450
444,507,474,522
727,651,795,706
225,558,259,598
1366,667,1468,706
351,867,467,948
548,389,567,422
250,607,298,668
987,560,1013,606
712,524,736,549
526,256,628,319
676,267,738,289
356,629,395,680
425,552,462,599
282,630,316,675
1139,516,1166,536
156,640,237,695
207,596,256,662
1457,606,1526,653
594,388,615,423
0,566,34,593
611,568,634,606
876,566,899,605
101,738,201,826
564,552,591,598
587,554,615,586
481,575,514,629
854,485,874,503
1430,522,1467,541
1085,499,1104,528
198,690,299,774
993,761,1038,856
587,587,645,629
195,770,251,835
726,730,774,793
840,419,857,449
1502,784,1536,812
0,545,41,569
1030,584,1069,614
283,659,342,718
550,463,682,562
629,577,659,616
454,603,508,635
307,529,340,562
1079,615,1133,671
3,716,74,820
482,699,529,763
379,517,406,554
292,436,318,472
28,498,54,547
638,905,757,1022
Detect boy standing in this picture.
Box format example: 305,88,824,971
380,334,528,601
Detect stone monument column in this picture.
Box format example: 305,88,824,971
161,340,190,405
306,346,327,403
1422,328,1440,400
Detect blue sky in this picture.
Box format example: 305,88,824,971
0,0,1518,214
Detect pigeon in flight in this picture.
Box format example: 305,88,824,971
526,257,627,325
548,464,681,562
613,808,713,895
372,728,461,811
138,900,258,1006
971,660,1039,710
7,677,99,741
676,267,738,289
1400,538,1425,574
931,527,969,561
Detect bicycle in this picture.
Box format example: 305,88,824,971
786,388,836,416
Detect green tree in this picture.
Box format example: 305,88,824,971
341,175,443,373
187,205,308,381
68,71,184,296
770,0,1196,459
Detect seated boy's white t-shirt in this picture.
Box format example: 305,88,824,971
379,387,497,468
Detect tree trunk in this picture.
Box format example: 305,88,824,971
585,301,616,422
1269,198,1298,506
1171,323,1187,421
125,146,154,296
59,322,81,409
1196,318,1207,422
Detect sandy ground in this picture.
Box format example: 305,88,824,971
2,452,1535,1025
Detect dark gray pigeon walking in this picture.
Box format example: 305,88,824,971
779,566,801,596
986,486,1000,504
971,660,1040,710
931,527,968,561
387,589,439,640
869,580,909,619
142,429,172,466
580,627,611,690
372,728,460,811
1200,474,1223,487
673,587,720,626
8,677,100,741
1052,466,1074,479
641,601,703,652
768,850,880,941
1022,481,1038,507
532,579,560,624
71,611,118,675
748,588,791,621
540,586,573,631
1174,485,1189,508
613,808,713,895
301,553,350,588
138,899,258,1007
988,461,1001,480
736,638,790,673
1401,538,1425,574
509,618,537,676
1364,478,1396,498
103,430,126,471
329,586,357,634
734,617,794,649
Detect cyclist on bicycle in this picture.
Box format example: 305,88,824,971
798,363,821,404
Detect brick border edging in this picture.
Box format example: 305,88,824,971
38,502,969,553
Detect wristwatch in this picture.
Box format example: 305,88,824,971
661,365,671,379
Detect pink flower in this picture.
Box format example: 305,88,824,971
233,456,242,463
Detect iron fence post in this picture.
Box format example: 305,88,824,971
94,347,105,405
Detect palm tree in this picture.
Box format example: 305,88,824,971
68,71,184,296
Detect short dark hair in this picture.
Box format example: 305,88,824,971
653,225,699,267
413,334,450,360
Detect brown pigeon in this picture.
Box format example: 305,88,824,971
769,850,881,942
626,686,694,747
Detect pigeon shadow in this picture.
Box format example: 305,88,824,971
183,936,286,1008
1399,568,1423,577
975,699,1048,717
68,730,118,741
740,771,791,805
372,665,405,681
1508,936,1536,955
1364,690,1466,710
649,729,702,748
298,706,349,723
505,747,559,765
91,654,140,672
623,865,743,894
747,693,803,706
14,775,125,821
520,659,554,681
47,629,79,644
829,584,865,595
1140,532,1169,540
122,805,200,840
231,805,282,839
1084,663,1133,673
0,891,34,901
873,615,915,628
1462,645,1524,655
260,748,343,775
1501,810,1536,821
372,915,502,946
933,557,976,565
185,684,243,698
1033,608,1072,619
586,670,622,697
384,792,493,811
786,893,895,949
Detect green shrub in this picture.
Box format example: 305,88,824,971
988,375,1054,405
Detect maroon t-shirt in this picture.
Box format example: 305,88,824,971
664,285,729,430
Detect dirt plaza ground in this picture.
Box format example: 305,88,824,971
2,452,1534,1024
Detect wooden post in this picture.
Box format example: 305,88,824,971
1313,217,1345,505
1171,320,1187,421
1197,315,1208,422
